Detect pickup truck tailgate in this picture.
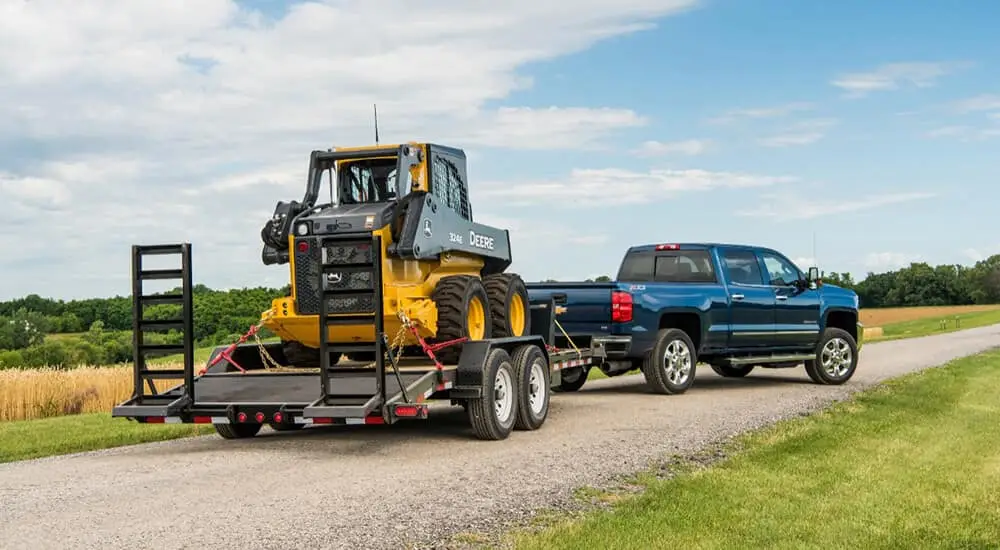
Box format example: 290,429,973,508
525,282,614,343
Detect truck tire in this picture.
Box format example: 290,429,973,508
804,327,858,385
642,328,698,395
431,275,494,364
214,422,262,439
512,344,550,431
710,364,754,378
484,273,531,338
554,366,588,392
466,348,518,440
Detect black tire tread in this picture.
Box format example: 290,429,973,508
512,344,549,431
467,348,517,440
710,364,754,378
431,275,492,364
803,327,858,385
554,367,588,392
642,328,698,395
483,273,531,338
214,423,262,439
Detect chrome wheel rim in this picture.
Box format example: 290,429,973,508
821,337,852,377
528,359,547,415
494,366,514,423
662,339,692,386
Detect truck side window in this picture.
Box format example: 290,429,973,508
760,252,802,287
721,250,764,285
653,251,717,283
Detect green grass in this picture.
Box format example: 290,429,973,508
874,308,1000,342
0,413,212,464
514,348,1000,550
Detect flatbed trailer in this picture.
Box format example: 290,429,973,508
112,243,609,440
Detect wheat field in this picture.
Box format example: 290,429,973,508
0,365,181,422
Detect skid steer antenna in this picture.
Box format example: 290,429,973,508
373,103,379,145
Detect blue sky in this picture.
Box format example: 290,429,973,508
0,0,997,300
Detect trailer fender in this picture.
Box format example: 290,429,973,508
452,336,549,397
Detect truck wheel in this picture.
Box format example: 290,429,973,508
710,364,754,378
804,328,858,385
484,273,531,338
512,344,550,431
642,328,697,395
466,348,518,440
554,366,588,392
214,422,262,439
431,275,494,364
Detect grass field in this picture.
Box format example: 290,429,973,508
513,348,1000,549
859,304,1000,326
0,413,208,464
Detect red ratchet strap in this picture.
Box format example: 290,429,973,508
198,323,263,375
404,324,466,371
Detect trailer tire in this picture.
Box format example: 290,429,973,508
512,344,550,431
554,366,588,392
642,328,697,395
214,422,262,439
804,327,858,385
466,348,518,440
268,421,304,432
710,364,754,378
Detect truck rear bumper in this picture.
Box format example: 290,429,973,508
593,335,632,359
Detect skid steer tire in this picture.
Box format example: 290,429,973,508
282,341,339,368
466,348,518,440
484,273,531,338
215,422,262,439
430,275,493,364
512,344,550,431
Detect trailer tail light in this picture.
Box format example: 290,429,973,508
254,411,266,423
237,412,248,423
394,405,426,418
192,416,212,424
612,291,633,323
145,416,165,423
272,412,284,424
297,241,309,253
655,244,679,250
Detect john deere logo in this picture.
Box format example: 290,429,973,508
423,219,433,238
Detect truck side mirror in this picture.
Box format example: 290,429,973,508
807,266,822,288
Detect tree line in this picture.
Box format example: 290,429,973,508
0,253,998,368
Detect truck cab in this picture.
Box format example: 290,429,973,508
525,242,863,394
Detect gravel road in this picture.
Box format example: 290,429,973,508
2,324,998,550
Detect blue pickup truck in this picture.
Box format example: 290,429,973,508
526,242,863,395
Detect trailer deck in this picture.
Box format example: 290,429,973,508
112,242,610,440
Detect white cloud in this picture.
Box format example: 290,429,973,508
756,118,838,148
476,167,798,207
950,94,1000,113
831,61,970,97
707,102,814,124
0,0,702,298
924,124,1000,141
737,191,936,221
632,139,712,156
864,252,920,271
963,248,984,262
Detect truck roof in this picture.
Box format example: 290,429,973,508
626,242,783,255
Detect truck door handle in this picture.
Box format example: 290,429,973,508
552,293,567,305
776,295,788,301
731,293,745,300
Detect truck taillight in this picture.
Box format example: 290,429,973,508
655,244,679,250
612,291,633,323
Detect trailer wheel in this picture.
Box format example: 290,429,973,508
642,328,697,395
804,327,858,385
512,344,550,431
466,348,518,440
554,366,588,392
214,422,262,439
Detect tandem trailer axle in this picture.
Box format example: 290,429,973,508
111,243,610,440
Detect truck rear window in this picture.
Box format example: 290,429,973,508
618,250,717,283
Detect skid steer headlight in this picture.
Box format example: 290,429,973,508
296,223,310,236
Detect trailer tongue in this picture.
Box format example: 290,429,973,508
112,242,608,440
